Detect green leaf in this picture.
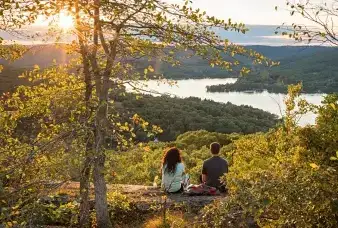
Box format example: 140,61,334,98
332,199,338,213
262,198,270,206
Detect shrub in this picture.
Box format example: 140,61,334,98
5,194,80,227
107,131,236,186
200,86,338,227
176,130,236,149
106,191,145,226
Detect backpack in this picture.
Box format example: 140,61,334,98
184,184,219,196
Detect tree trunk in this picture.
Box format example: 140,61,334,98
93,86,112,227
93,154,111,228
93,107,112,227
75,0,93,226
91,0,116,226
79,151,91,227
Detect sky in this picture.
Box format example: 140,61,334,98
32,0,311,26
0,0,331,46
168,0,307,25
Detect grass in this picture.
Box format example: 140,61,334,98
143,212,188,228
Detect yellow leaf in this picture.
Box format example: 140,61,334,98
309,163,320,169
330,103,336,110
148,65,155,72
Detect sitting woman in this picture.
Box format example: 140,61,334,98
161,147,185,193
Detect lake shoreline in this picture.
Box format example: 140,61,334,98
127,78,324,126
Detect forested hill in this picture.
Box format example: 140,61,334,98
248,45,333,60
116,94,279,141
207,47,338,94
0,45,332,68
1,45,337,93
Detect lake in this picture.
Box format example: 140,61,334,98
128,78,324,126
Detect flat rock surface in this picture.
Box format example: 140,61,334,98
59,182,225,208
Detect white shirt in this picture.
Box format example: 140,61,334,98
161,163,185,193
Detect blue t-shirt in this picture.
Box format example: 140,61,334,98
161,163,185,192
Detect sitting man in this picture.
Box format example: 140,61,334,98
201,142,228,192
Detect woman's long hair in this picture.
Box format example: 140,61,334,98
162,147,182,174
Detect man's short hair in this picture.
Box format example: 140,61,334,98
210,142,221,155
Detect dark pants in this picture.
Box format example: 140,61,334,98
199,175,227,193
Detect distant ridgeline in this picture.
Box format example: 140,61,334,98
0,45,236,93
1,45,337,94
0,45,338,93
207,46,338,94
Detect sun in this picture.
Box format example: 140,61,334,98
58,12,74,29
